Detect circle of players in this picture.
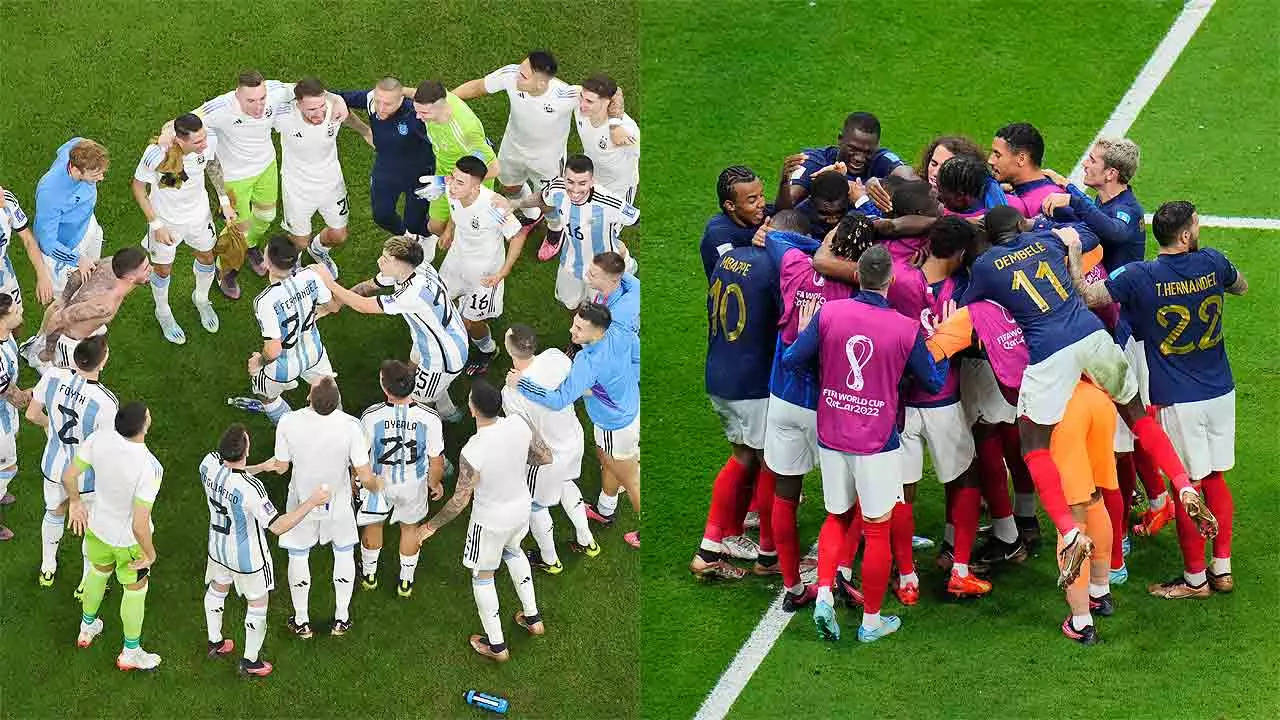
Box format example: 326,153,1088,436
0,50,642,675
695,114,1245,646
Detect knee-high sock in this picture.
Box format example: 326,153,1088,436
726,466,755,537
951,486,981,565
976,430,1015,519
244,603,268,662
80,566,111,622
40,511,65,574
754,467,777,555
1130,416,1191,493
772,495,801,590
839,508,863,574
703,456,750,546
80,539,92,590
399,552,420,583
1101,487,1125,570
816,510,852,590
1116,452,1137,532
1200,471,1233,562
504,548,539,617
890,501,916,576
287,551,311,624
1173,487,1208,573
560,480,594,547
860,520,892,615
193,260,216,304
472,576,504,647
360,544,380,578
204,584,228,643
333,547,355,623
150,272,172,314
120,583,149,648
530,506,559,565
1023,449,1075,536
1059,521,1091,617
1133,438,1166,501
247,207,274,248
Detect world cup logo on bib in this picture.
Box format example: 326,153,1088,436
844,335,874,391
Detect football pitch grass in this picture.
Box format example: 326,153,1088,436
0,2,637,718
640,1,1279,718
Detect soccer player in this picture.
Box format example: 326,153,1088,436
27,334,117,588
795,171,853,241
698,161,806,278
502,325,600,574
691,214,782,581
241,236,340,424
936,155,1002,218
0,294,28,540
987,122,1063,218
356,360,445,597
318,235,469,421
1041,137,1145,270
417,380,553,662
131,113,227,344
585,251,639,335
783,112,918,209
337,76,436,240
273,77,351,280
575,73,640,202
1071,201,1246,598
0,185,55,306
918,135,1008,210
960,206,1214,587
34,138,109,295
440,155,528,375
409,80,499,240
251,378,378,638
509,303,641,547
781,244,949,643
201,423,331,676
63,401,161,670
518,155,640,311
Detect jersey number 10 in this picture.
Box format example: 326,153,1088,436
708,279,747,342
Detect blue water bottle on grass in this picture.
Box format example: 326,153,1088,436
465,690,509,714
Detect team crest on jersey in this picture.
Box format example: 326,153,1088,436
598,137,608,149
196,155,205,165
544,104,554,113
397,122,409,135
327,124,337,137
1116,210,1131,224
470,217,481,229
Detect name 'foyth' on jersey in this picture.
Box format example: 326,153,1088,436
200,452,278,576
35,368,118,487
254,269,332,382
361,402,444,485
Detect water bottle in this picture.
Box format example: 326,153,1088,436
464,690,508,714
226,397,266,414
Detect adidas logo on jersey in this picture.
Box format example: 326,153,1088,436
233,118,243,125
293,131,304,139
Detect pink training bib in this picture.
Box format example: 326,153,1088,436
778,247,853,345
968,300,1029,392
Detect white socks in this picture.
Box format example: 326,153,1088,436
472,576,503,646
598,491,619,517
287,552,311,625
953,562,970,578
333,548,355,623
41,512,64,574
1149,492,1169,510
360,545,380,578
992,515,1019,544
204,584,228,643
561,481,594,547
474,333,497,354
1211,557,1231,575
1071,613,1093,630
1184,569,1207,586
150,271,171,315
244,604,267,662
1089,583,1109,598
899,571,919,587
530,507,559,565
862,612,882,630
399,552,419,583
816,585,834,606
504,549,539,618
193,260,216,304
264,398,289,425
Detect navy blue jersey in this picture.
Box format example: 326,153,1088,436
961,222,1103,363
791,145,905,190
706,245,781,400
700,206,775,279
338,89,435,177
1106,249,1238,405
794,198,850,241
1053,185,1146,270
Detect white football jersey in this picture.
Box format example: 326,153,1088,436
272,100,345,198
360,401,444,487
0,337,17,436
444,186,522,275
502,349,583,477
483,65,578,156
542,182,640,279
462,415,534,531
133,136,219,227
274,407,369,527
200,452,278,574
253,268,332,382
34,369,117,485
574,109,640,196
77,428,162,547
377,266,469,375
195,81,295,181
0,190,28,292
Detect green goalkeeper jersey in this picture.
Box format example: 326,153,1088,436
429,93,495,170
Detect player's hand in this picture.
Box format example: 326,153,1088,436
157,121,176,149
1052,225,1082,249
329,97,350,123
128,553,155,571
867,177,893,213
480,273,504,287
812,161,846,178
68,499,89,536
220,199,238,224
35,273,54,305
428,482,444,501
309,484,331,506
76,257,95,284
848,177,868,205
780,153,808,181
153,225,176,246
796,297,818,332
505,368,523,389
751,216,772,247
1041,193,1071,218
1043,168,1069,187
417,523,436,546
608,87,625,118
307,263,334,283
873,217,896,236
609,124,637,147
248,352,263,375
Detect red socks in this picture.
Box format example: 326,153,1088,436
703,456,751,544
890,502,915,575
950,486,981,564
861,520,892,615
976,430,1015,518
1022,448,1076,536
817,511,852,589
1201,471,1233,560
772,495,800,588
754,467,777,555
1101,487,1125,570
1173,488,1207,573
1131,416,1191,493
1133,438,1166,500
840,507,864,568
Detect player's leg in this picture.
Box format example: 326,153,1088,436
1058,515,1096,645
396,518,424,597
560,477,598,554
1132,434,1173,536
219,175,258,294
603,416,642,546
589,433,621,524
241,593,272,676
202,561,234,656
359,521,384,590
143,226,187,345
814,448,857,641
461,314,498,376
75,531,114,647
1085,498,1115,622
39,480,69,584
243,164,280,276
852,449,903,642
999,422,1040,545
527,465,563,573
426,187,451,238
412,362,464,424
0,461,13,540
305,192,350,279
331,541,356,634
189,220,220,333
464,519,510,661
1199,390,1236,590
503,526,545,638
692,420,757,576
1083,395,1117,611
893,409,925,602
766,398,819,607
285,545,314,637
116,544,160,670
972,422,1023,565
750,461,778,575
241,367,293,425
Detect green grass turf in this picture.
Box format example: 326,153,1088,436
0,2,638,718
638,1,1278,718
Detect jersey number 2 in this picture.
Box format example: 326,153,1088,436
56,404,80,446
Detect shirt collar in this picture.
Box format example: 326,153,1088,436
854,290,889,307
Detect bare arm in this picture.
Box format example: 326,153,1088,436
323,277,383,314
25,399,48,429
46,299,114,336
421,456,477,535
131,504,157,568
812,227,859,286
131,178,159,223
1226,271,1247,296
350,278,384,297
17,226,53,304
245,458,289,475
1066,240,1113,308
4,384,31,410
451,77,489,100
343,112,374,148
205,156,232,214
267,486,329,535
354,462,382,492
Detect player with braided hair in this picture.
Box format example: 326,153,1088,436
937,155,996,218
699,156,805,278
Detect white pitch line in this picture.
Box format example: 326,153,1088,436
1147,214,1280,231
1068,0,1216,184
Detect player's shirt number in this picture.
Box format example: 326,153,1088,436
209,497,231,535
378,435,420,466
707,278,747,342
1010,261,1069,312
279,304,319,350
1156,294,1223,356
56,404,80,446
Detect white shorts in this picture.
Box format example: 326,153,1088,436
47,324,107,371
356,483,429,527
43,216,104,294
709,395,768,450
205,557,274,599
282,182,349,237
1157,390,1235,481
43,475,91,511
595,414,640,461
253,352,336,401
497,145,563,190
0,433,16,494
960,359,1016,426
901,403,975,484
462,518,530,572
1018,330,1137,425
448,278,504,322
278,511,359,552
411,364,461,407
526,463,577,507
142,215,216,266
818,445,904,518
1113,337,1145,452
763,396,819,476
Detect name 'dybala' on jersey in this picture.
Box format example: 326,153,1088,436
382,418,422,431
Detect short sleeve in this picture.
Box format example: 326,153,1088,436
3,190,29,231
483,65,519,95
246,482,279,525
425,415,445,457
134,457,163,506
614,201,640,227
75,431,98,465
255,297,283,340
377,285,413,316
1208,248,1238,288
312,274,333,305
266,80,296,105
498,207,523,240
134,145,164,185
1104,264,1139,306
33,372,53,406
347,420,371,468
459,438,482,476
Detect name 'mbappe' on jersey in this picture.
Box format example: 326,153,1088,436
706,245,780,401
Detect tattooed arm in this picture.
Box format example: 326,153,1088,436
525,422,552,467
417,456,477,545
45,299,114,335
205,156,237,224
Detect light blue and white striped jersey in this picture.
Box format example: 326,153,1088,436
543,181,640,280
0,189,30,295
34,368,117,490
359,401,444,515
378,265,469,374
0,337,19,436
200,452,278,575
253,268,333,382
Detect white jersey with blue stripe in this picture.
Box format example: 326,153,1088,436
200,452,278,575
378,266,468,374
0,189,30,292
359,401,444,514
0,337,19,436
543,182,640,280
34,368,117,489
254,268,333,382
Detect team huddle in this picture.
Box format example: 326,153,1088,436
0,50,642,675
695,114,1244,645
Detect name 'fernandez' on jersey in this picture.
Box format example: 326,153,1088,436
253,268,332,382
706,245,780,401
